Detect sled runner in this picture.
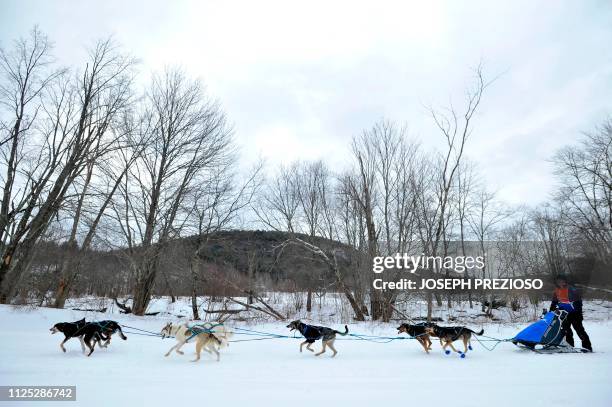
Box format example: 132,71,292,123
512,310,589,353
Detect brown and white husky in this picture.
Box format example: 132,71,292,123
160,322,232,362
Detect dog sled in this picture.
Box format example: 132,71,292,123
512,310,589,354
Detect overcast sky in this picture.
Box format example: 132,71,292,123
1,0,611,207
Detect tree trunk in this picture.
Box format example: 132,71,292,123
341,286,365,321
435,293,443,307
370,295,383,320
190,256,200,320
1,158,82,302
466,270,473,309
132,260,157,316
306,288,312,312
53,270,77,309
247,252,256,305
191,284,200,320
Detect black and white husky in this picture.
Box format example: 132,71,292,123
50,318,126,356
50,318,89,353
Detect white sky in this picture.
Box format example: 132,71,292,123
1,0,611,206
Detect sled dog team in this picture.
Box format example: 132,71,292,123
50,318,484,361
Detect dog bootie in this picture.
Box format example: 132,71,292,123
460,353,466,358
445,350,451,355
468,345,473,351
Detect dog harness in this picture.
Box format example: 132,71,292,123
186,323,224,342
301,324,323,341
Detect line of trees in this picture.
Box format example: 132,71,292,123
253,71,611,321
1,29,610,320
0,28,261,315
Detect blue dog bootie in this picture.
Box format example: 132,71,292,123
468,345,473,351
445,350,451,355
460,353,466,358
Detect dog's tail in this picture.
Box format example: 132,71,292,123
335,325,349,336
117,325,127,340
211,334,222,345
215,327,232,348
472,328,484,336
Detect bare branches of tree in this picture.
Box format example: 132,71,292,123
553,120,612,260
274,237,365,321
0,34,135,302
253,163,300,233
414,65,490,319
3,27,610,318
110,68,234,315
185,160,263,319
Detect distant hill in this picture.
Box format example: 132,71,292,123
182,230,356,286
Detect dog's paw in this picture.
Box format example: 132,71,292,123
468,345,473,351
444,350,451,355
460,353,466,359
177,350,184,355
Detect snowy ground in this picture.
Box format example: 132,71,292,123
1,302,611,407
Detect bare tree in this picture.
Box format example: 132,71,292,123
294,160,335,311
254,163,300,233
296,160,329,238
454,161,477,307
0,28,60,288
52,121,145,308
467,188,508,315
186,160,262,319
530,205,568,278
349,120,427,320
553,121,612,261
496,212,543,278
416,64,489,320
347,126,381,319
0,35,134,302
111,68,233,315
275,236,365,321
335,172,370,317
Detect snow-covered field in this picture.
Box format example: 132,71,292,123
1,302,611,407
